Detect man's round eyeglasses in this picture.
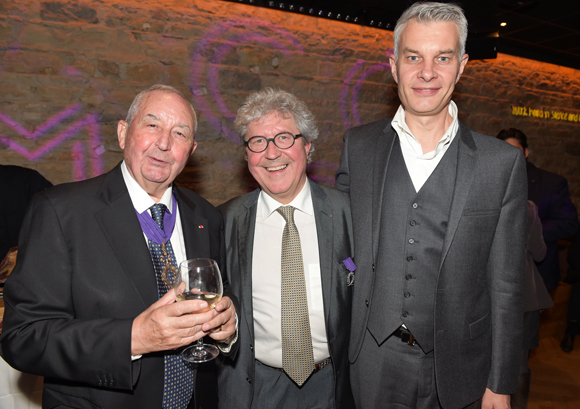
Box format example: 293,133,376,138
244,132,303,153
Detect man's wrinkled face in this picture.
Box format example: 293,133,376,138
245,112,311,205
118,90,197,200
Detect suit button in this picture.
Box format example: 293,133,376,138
246,377,252,384
406,274,412,280
404,292,411,298
365,299,369,307
410,220,416,226
402,311,409,317
408,238,415,244
372,264,375,272
250,344,253,351
406,256,413,262
412,203,418,209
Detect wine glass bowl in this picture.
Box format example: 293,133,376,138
175,258,223,363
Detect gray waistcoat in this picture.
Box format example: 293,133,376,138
367,135,458,353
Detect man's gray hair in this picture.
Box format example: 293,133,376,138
393,2,468,59
125,84,198,132
234,88,319,163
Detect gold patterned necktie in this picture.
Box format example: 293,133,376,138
277,205,315,386
149,204,194,409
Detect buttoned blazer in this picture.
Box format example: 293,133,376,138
216,180,355,409
335,120,527,409
0,163,226,409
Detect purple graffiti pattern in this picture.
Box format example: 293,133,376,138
0,106,103,180
190,18,305,143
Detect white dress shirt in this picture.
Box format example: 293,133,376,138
122,161,188,360
392,101,460,192
252,181,330,367
121,161,187,265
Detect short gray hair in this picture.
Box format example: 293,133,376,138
393,2,468,59
234,88,319,163
125,84,198,132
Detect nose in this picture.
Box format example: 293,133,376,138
264,138,281,159
156,129,172,151
419,60,436,81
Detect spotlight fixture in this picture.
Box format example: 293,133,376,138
222,0,390,31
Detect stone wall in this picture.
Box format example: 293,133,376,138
1,0,579,207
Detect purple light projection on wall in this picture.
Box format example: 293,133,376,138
0,105,104,180
190,19,305,143
340,49,393,129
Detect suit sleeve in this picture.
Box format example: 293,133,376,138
527,201,547,263
0,191,135,390
486,150,528,393
541,176,579,242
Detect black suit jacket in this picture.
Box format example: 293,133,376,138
0,165,52,259
0,163,226,409
527,161,579,290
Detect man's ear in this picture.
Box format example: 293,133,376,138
524,147,529,160
117,120,128,149
390,55,399,84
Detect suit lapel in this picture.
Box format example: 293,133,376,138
439,122,478,270
94,165,158,308
175,187,210,260
372,125,397,260
310,181,333,321
240,190,259,339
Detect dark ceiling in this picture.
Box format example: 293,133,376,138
225,0,580,70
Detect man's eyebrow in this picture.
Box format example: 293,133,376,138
143,113,160,121
175,123,192,131
402,47,419,54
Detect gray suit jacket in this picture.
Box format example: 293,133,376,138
336,120,527,409
217,180,355,409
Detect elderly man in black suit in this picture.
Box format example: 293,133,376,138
0,84,237,409
336,3,527,408
218,88,355,409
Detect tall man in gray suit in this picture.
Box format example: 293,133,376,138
218,88,355,408
335,3,527,409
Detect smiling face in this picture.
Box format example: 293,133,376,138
390,19,468,123
245,112,311,204
117,90,197,201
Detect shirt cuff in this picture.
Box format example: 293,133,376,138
216,314,239,353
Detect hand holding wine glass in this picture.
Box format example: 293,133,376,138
174,258,223,363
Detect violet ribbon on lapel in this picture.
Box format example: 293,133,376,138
342,257,356,286
135,192,177,245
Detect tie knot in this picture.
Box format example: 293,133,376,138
150,203,167,228
276,206,296,224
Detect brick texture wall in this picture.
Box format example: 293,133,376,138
1,0,579,208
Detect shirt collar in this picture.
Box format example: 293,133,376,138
391,101,459,158
121,160,174,214
258,179,314,220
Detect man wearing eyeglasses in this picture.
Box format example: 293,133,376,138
216,88,355,409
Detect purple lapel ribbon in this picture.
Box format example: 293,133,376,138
342,257,356,286
135,192,177,245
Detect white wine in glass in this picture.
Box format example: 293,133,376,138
175,258,223,363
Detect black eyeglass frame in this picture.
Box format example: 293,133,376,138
244,132,303,153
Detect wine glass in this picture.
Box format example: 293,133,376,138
174,258,223,363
